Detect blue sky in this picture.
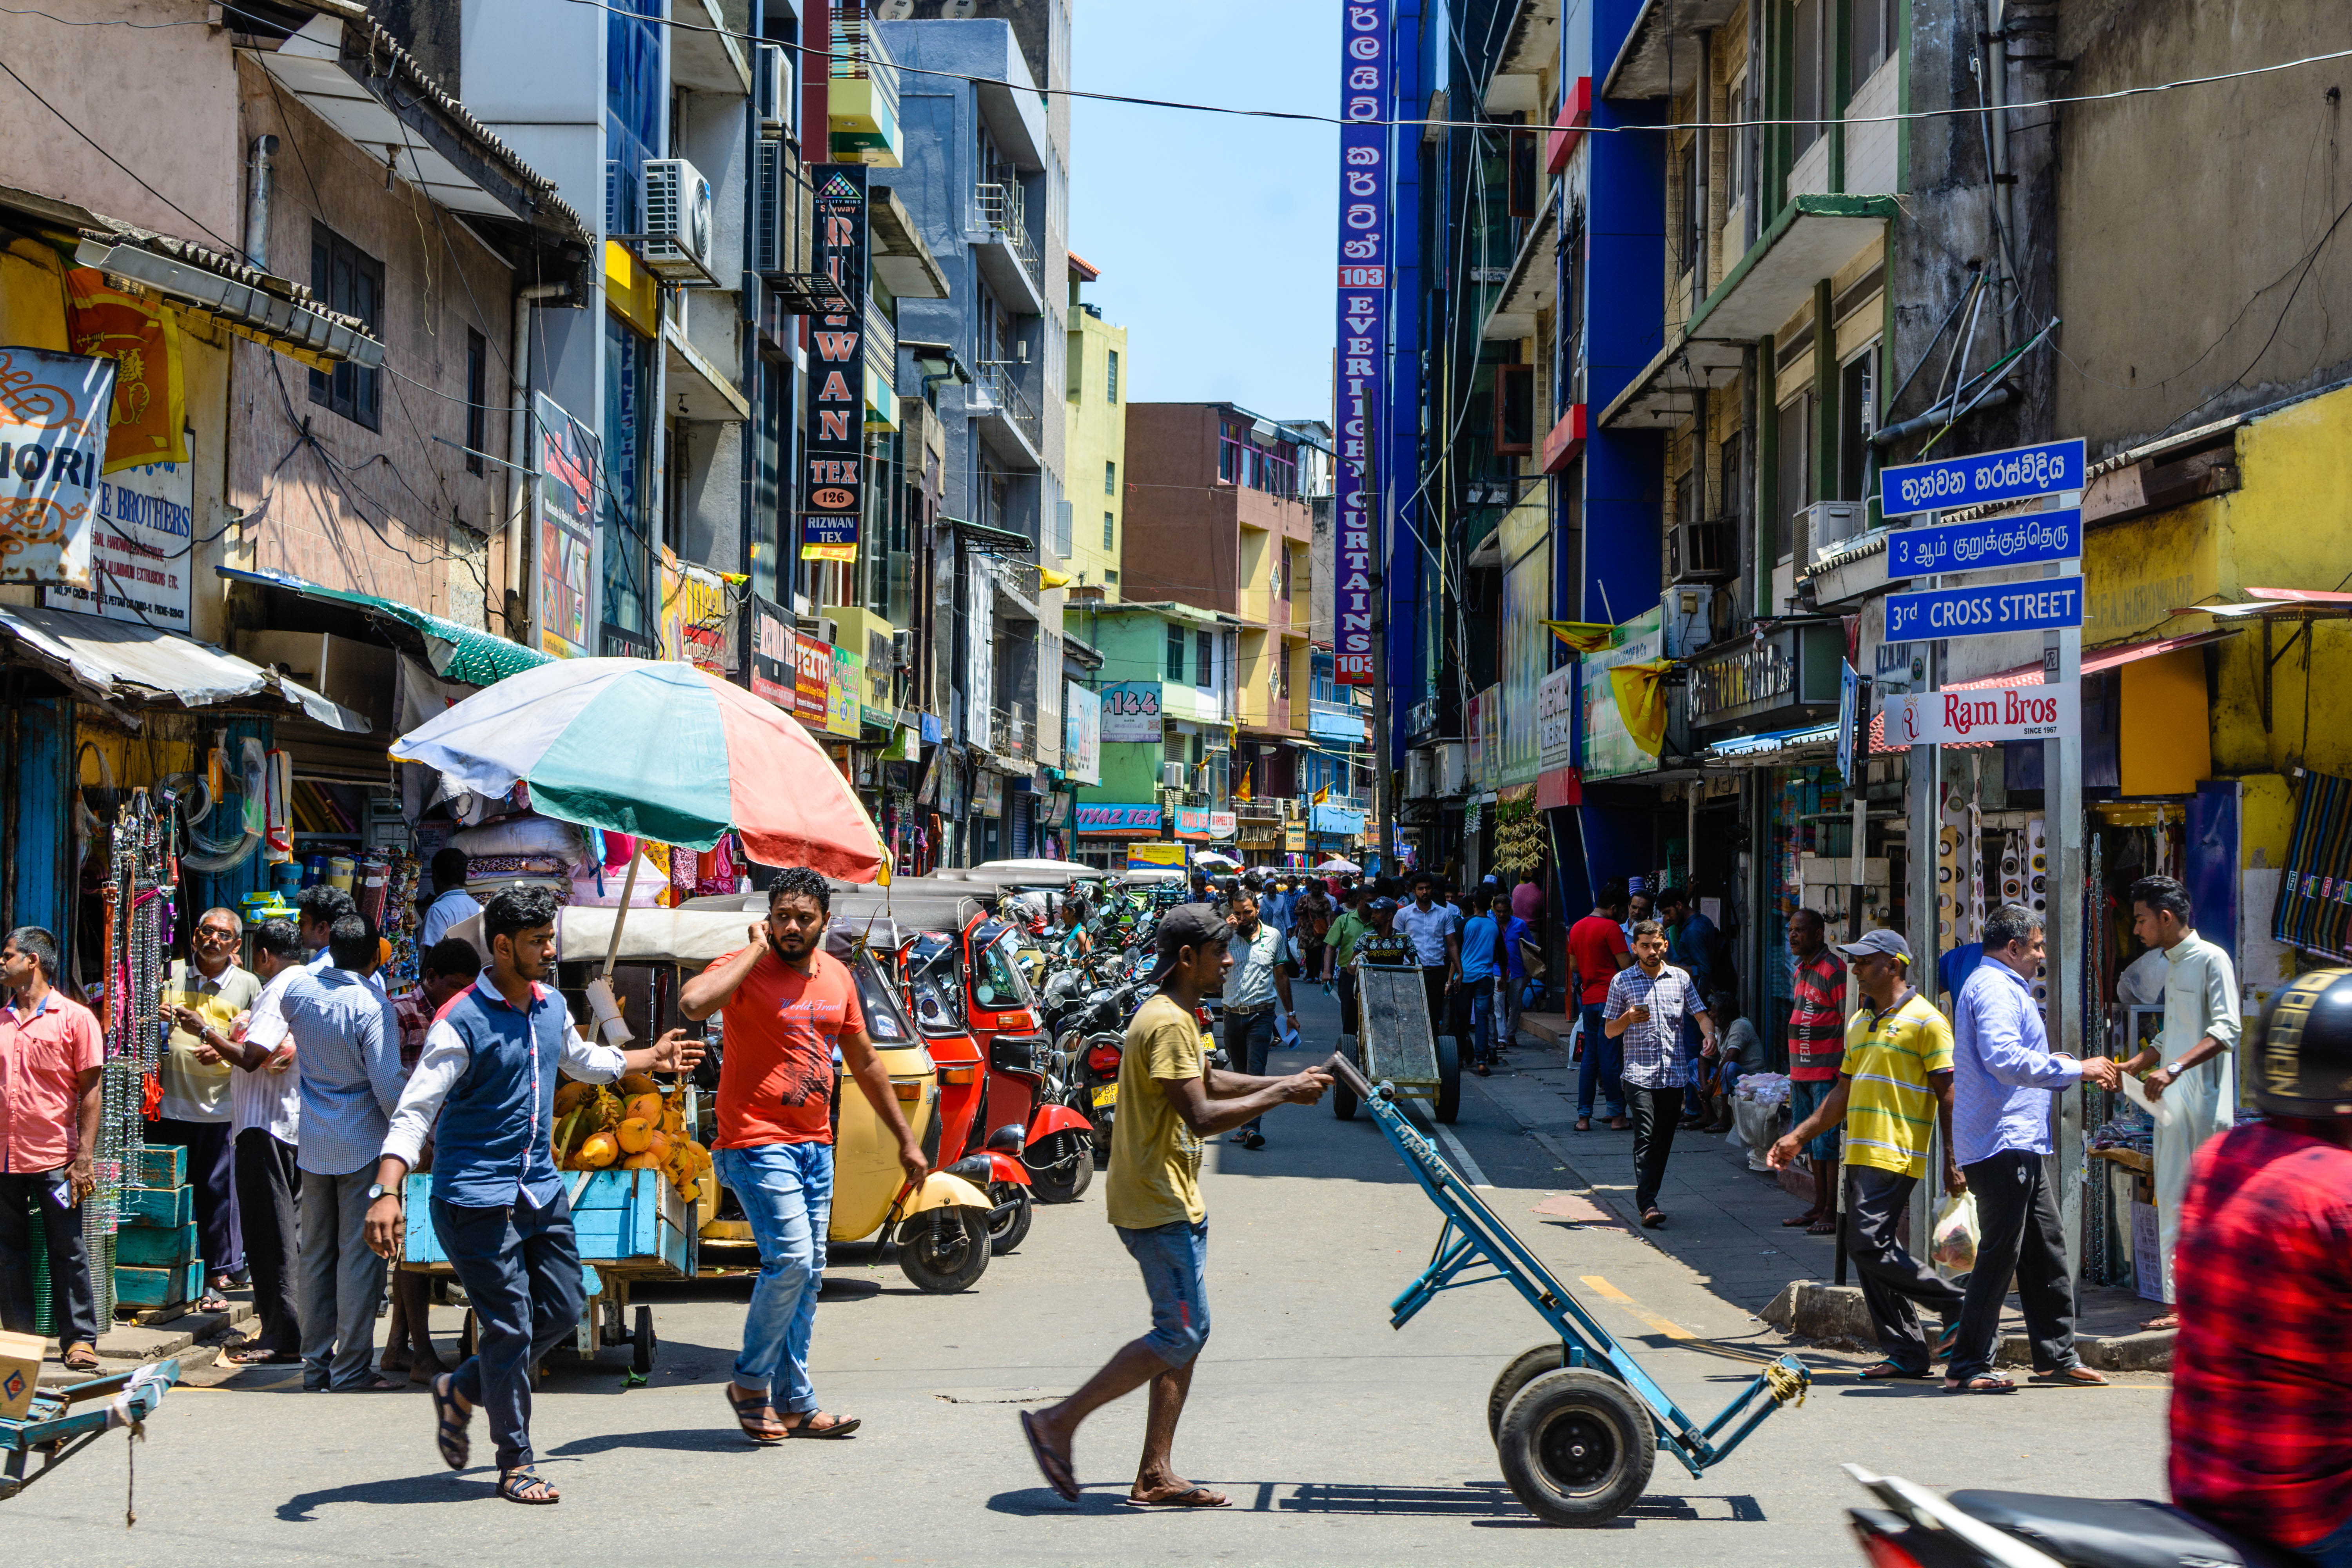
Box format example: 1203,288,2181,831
1069,0,1338,424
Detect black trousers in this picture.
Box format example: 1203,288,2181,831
1950,1150,2079,1380
434,1192,586,1472
233,1128,301,1354
1845,1165,1969,1373
1420,966,1451,1046
0,1169,99,1348
152,1117,240,1279
1626,1084,1683,1212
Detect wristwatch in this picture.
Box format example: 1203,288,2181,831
366,1183,395,1202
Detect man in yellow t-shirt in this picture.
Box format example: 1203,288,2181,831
1769,929,1967,1379
1021,904,1330,1510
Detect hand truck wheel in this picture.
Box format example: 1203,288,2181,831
632,1304,657,1375
1495,1368,1656,1526
1432,1033,1463,1123
1331,1039,1359,1120
1488,1342,1571,1441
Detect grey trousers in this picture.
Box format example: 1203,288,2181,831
299,1167,386,1390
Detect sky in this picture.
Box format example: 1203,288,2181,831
1069,0,1339,424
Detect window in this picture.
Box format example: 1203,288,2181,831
464,329,487,475
1165,622,1186,682
307,225,382,430
1196,630,1213,690
1494,365,1534,454
1102,510,1115,549
1105,348,1119,403
1839,347,1877,504
1775,393,1812,562
1791,0,1826,160
1852,0,1896,83
605,0,663,234
1507,125,1539,217
1104,459,1116,496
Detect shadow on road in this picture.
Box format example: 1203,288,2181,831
982,1478,1769,1525
548,1426,759,1457
277,1469,489,1520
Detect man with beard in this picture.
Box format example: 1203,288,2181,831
681,867,929,1446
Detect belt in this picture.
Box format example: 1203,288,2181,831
1225,1002,1274,1016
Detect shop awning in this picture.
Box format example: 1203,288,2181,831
0,603,368,730
1707,721,1839,760
217,565,551,686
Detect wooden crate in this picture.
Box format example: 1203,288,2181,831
402,1170,690,1276
114,1261,201,1309
1357,965,1441,1089
115,1222,198,1269
135,1147,185,1187
120,1186,192,1229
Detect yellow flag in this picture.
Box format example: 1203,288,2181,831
1313,784,1330,805
1541,620,1618,654
1608,660,1675,757
1035,564,1074,589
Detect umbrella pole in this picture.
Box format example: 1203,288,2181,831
602,853,640,981
583,854,641,1047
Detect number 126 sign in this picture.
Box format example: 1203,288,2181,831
1881,680,2078,746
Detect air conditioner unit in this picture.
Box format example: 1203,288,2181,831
641,158,720,286
1160,761,1187,789
1434,741,1467,795
1667,517,1736,582
891,628,914,670
1405,749,1434,799
1662,584,1716,657
754,43,791,135
1798,499,1869,567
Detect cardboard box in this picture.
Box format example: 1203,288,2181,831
0,1329,42,1418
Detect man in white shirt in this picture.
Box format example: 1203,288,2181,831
419,848,482,950
1221,888,1298,1149
1395,873,1460,1055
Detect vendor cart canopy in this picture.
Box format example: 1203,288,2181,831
0,602,369,731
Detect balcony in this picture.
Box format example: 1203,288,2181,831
829,6,903,168
864,292,896,428
972,180,1044,312
970,359,1043,470
1234,800,1283,821
1308,698,1369,745
991,704,1035,763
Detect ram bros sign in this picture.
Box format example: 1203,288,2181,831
1881,680,2078,746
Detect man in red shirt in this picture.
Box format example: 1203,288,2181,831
1568,881,1633,1131
681,868,929,1446
1783,910,1847,1234
2169,967,2352,1565
0,926,104,1371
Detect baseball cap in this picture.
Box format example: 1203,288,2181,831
1149,903,1231,985
1367,896,1399,915
1834,929,1912,965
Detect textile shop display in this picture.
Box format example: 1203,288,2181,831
2272,768,2352,957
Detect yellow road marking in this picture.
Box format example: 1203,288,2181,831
1579,1275,1697,1341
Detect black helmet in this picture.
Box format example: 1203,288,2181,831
2251,968,2352,1118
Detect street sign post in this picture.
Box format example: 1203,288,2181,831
1879,438,2086,517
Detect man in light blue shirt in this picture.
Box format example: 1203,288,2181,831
1459,891,1501,1074
1945,902,2120,1393
1221,888,1297,1149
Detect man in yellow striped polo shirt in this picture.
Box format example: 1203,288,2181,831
1769,929,1968,1379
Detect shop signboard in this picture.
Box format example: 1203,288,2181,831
827,645,862,737
971,768,1005,820
1173,806,1211,840
1284,825,1307,853
532,391,599,659
1063,681,1101,784
0,348,113,594
1537,665,1575,772
1580,605,1665,780
1075,802,1160,835
1209,811,1238,840
1880,437,2084,518
39,453,194,629
1687,622,1840,729
1883,578,2083,644
792,631,831,724
1311,802,1365,836
1099,679,1163,742
800,164,868,563
750,595,796,708
1836,660,1864,782
1886,508,2082,578
1129,840,1186,870
1330,0,1392,686
1881,679,2078,746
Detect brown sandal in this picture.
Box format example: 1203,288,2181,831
61,1343,101,1372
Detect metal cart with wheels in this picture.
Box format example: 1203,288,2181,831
1324,1052,1809,1526
0,1360,177,1503
1337,963,1461,1123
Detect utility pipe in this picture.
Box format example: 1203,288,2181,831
243,135,278,270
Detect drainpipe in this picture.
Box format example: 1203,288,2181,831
243,135,278,270
1984,0,2018,335
507,282,568,638
1695,31,1711,294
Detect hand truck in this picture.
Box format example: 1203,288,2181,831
0,1359,178,1504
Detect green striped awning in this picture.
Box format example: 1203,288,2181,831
217,566,552,685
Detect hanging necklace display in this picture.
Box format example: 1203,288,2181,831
91,788,179,1323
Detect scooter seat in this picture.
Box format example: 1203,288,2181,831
1948,1491,2306,1568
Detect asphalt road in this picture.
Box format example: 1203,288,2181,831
20,981,2168,1565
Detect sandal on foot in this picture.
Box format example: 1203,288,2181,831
1806,1218,1837,1236
1125,1486,1231,1508
431,1372,472,1470
2029,1366,2108,1387
783,1410,860,1439
2141,1314,2179,1332
1608,1116,1632,1131
1640,1208,1667,1228
498,1466,559,1504
1782,1213,1824,1227
196,1290,230,1314
1860,1360,1933,1380
724,1385,789,1445
61,1343,101,1372
1947,1374,2018,1394
1573,1117,1592,1132
1020,1409,1080,1502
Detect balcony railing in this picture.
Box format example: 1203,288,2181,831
991,704,1035,762
973,180,1042,289
1234,800,1282,820
975,360,1042,452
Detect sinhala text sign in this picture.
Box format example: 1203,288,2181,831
1330,0,1391,685
1882,680,2079,746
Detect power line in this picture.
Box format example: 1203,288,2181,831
0,53,236,249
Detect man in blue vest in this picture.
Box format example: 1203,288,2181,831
361,887,700,1505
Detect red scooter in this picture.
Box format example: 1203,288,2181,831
958,910,1092,1202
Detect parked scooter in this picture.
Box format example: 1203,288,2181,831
1840,1465,2300,1568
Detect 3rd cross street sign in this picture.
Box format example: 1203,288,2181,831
1884,578,2084,642
1880,437,2086,518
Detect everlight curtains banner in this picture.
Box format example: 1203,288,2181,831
1331,0,1390,685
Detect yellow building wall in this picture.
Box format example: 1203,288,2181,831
1063,309,1129,597
2118,649,2210,796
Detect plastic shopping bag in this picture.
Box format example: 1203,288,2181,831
1929,1191,1980,1281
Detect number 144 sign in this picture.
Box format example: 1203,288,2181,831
1881,680,2078,746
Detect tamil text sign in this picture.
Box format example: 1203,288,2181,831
1884,578,2083,643
1331,0,1392,686
1887,508,2082,578
0,347,113,593
1882,681,2078,746
1880,438,2084,518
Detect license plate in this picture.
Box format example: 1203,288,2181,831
1091,1083,1119,1109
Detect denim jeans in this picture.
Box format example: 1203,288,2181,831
1225,1009,1278,1134
1117,1218,1211,1367
713,1141,833,1413
1463,979,1494,1064
1575,1003,1625,1117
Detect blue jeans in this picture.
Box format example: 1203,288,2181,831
432,1191,585,1470
712,1141,833,1413
1117,1218,1211,1367
1462,977,1494,1063
1575,1003,1625,1118
1225,1009,1278,1134
2302,1513,2352,1567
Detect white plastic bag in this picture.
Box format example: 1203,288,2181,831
1930,1191,1980,1281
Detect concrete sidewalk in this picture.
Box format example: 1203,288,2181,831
1468,1034,2172,1373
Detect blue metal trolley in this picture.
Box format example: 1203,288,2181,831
1325,1051,1809,1526
0,1360,178,1504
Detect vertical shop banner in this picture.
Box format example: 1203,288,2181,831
801,164,868,563
793,631,833,725
1331,0,1390,686
659,545,732,672
534,392,600,659
62,268,186,472
1063,681,1102,785
0,347,113,591
828,645,862,737
750,595,797,708
1098,679,1163,742
39,455,194,629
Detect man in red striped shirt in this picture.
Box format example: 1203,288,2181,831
1783,910,1846,1234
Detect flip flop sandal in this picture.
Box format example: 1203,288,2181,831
499,1466,560,1505
1934,1324,1961,1360
724,1387,788,1445
1573,1118,1592,1131
1806,1219,1837,1235
1125,1486,1232,1508
1020,1409,1080,1502
1860,1361,1933,1380
2029,1367,2108,1387
431,1372,471,1470
1640,1208,1667,1228
1781,1214,1825,1227
196,1291,230,1314
61,1344,102,1372
783,1411,861,1439
1950,1375,2018,1394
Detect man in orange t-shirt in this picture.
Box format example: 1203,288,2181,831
681,868,927,1445
1568,881,1635,1130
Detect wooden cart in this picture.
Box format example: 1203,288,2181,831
1334,962,1461,1123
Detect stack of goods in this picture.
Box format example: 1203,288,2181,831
85,791,179,1321
112,1145,201,1312
1732,1070,1792,1107
373,851,423,990
551,1074,711,1209
451,814,588,904
2088,1108,2155,1156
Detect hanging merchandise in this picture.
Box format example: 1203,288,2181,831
2026,817,2051,1008
1492,793,1544,878
262,748,294,862
91,789,179,1322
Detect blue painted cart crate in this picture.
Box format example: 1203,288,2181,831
114,1223,198,1269
135,1147,185,1187
120,1186,192,1229
113,1261,200,1309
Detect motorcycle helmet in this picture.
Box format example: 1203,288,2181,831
2251,967,2352,1118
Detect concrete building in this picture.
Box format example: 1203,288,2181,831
1062,251,1127,598
1063,598,1236,870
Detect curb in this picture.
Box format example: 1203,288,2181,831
1761,1281,2173,1372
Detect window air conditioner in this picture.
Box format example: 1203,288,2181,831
641,158,720,286
1798,499,1869,567
1666,517,1736,582
1434,742,1467,795
1406,749,1434,799
1159,761,1187,790
754,44,791,135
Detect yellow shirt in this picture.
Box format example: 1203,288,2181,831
1105,992,1206,1230
1840,991,1953,1179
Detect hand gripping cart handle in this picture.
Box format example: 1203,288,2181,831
1320,1052,1809,1527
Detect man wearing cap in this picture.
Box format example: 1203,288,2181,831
1769,929,1966,1379
1020,904,1329,1508
1945,903,2120,1392
1602,920,1716,1227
